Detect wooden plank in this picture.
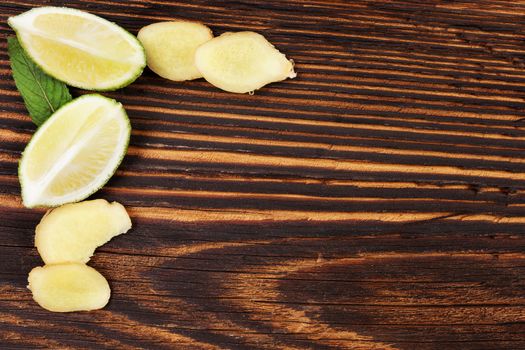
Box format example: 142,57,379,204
0,0,524,349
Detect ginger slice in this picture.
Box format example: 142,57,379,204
195,31,296,93
35,199,132,264
28,263,110,312
138,21,213,81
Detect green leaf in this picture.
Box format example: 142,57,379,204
7,36,72,126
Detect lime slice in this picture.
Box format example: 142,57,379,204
8,7,145,91
19,94,131,208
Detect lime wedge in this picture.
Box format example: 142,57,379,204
19,94,131,208
8,7,145,91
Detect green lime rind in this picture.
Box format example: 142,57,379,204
8,7,146,91
18,94,131,208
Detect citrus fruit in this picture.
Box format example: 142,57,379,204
8,7,145,90
19,94,130,208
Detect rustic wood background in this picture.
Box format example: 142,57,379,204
1,0,525,349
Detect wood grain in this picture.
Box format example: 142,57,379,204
1,0,525,349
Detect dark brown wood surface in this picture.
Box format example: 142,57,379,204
1,0,525,349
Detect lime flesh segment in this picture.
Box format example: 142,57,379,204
8,7,145,90
22,33,134,88
19,94,130,208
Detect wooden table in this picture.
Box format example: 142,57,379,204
1,1,525,349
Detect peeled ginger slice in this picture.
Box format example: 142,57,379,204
28,263,111,312
195,31,296,93
35,199,132,264
138,21,213,81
